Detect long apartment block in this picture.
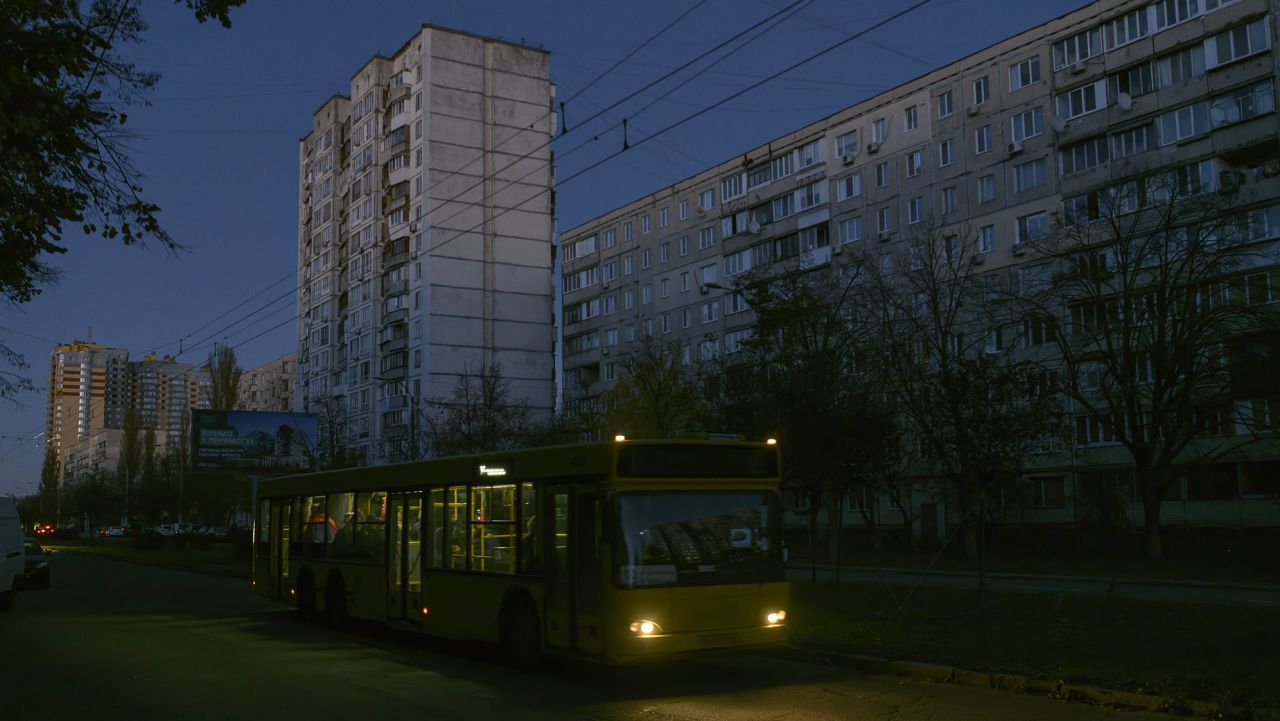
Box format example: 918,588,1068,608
560,0,1280,529
297,26,557,464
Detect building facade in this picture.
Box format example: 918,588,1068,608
48,345,210,485
560,0,1280,535
296,25,557,464
47,341,129,482
239,352,296,412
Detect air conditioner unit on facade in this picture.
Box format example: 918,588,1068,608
696,205,706,215
878,230,893,243
1007,141,1024,156
409,221,419,232
970,255,985,266
966,105,979,116
841,153,857,165
1011,243,1026,256
866,142,881,155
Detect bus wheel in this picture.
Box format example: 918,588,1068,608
499,595,541,670
325,572,348,626
296,570,317,620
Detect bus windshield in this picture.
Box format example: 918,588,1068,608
614,491,784,588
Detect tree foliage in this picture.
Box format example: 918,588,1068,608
206,343,242,410
0,0,243,305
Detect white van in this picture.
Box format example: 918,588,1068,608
0,497,24,611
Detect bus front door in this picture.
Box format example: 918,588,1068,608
544,487,604,656
387,491,424,623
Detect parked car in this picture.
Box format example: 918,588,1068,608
34,523,55,538
156,524,174,536
105,526,127,538
20,539,50,590
173,522,195,535
1,498,24,610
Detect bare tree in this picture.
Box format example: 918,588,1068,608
1026,167,1276,558
858,218,1060,562
605,336,699,439
427,365,532,457
306,395,350,470
206,343,242,411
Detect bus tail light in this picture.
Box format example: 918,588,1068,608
766,610,787,625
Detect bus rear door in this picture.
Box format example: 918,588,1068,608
387,491,423,623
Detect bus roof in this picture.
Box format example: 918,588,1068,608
255,438,779,497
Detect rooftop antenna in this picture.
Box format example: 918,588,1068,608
87,325,93,343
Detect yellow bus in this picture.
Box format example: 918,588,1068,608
252,437,788,664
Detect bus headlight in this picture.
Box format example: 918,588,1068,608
766,610,787,625
629,620,661,636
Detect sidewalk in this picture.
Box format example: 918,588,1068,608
788,563,1280,606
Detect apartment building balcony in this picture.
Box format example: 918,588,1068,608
382,308,408,327
379,334,408,354
387,82,411,104
378,363,408,382
382,278,409,296
1211,110,1278,159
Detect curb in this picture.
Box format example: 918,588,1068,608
789,563,1280,594
803,648,1280,720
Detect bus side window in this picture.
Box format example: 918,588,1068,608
328,493,355,558
303,495,330,558
353,492,386,561
427,489,445,569
519,483,540,574
447,485,468,569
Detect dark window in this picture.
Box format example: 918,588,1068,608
1184,464,1238,501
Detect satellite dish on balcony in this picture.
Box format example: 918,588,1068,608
1117,92,1133,111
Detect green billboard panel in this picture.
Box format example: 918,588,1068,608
190,410,318,475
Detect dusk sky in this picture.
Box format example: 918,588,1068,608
0,0,1086,495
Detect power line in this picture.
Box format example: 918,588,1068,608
150,269,294,353
562,0,709,105
417,0,940,260
0,326,62,345
418,0,811,228
141,3,813,357
408,0,833,254
175,286,296,360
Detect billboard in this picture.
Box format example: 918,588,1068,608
190,410,318,475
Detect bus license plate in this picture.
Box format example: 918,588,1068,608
699,632,737,647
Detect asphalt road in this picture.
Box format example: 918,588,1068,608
790,565,1280,606
1,553,1162,720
